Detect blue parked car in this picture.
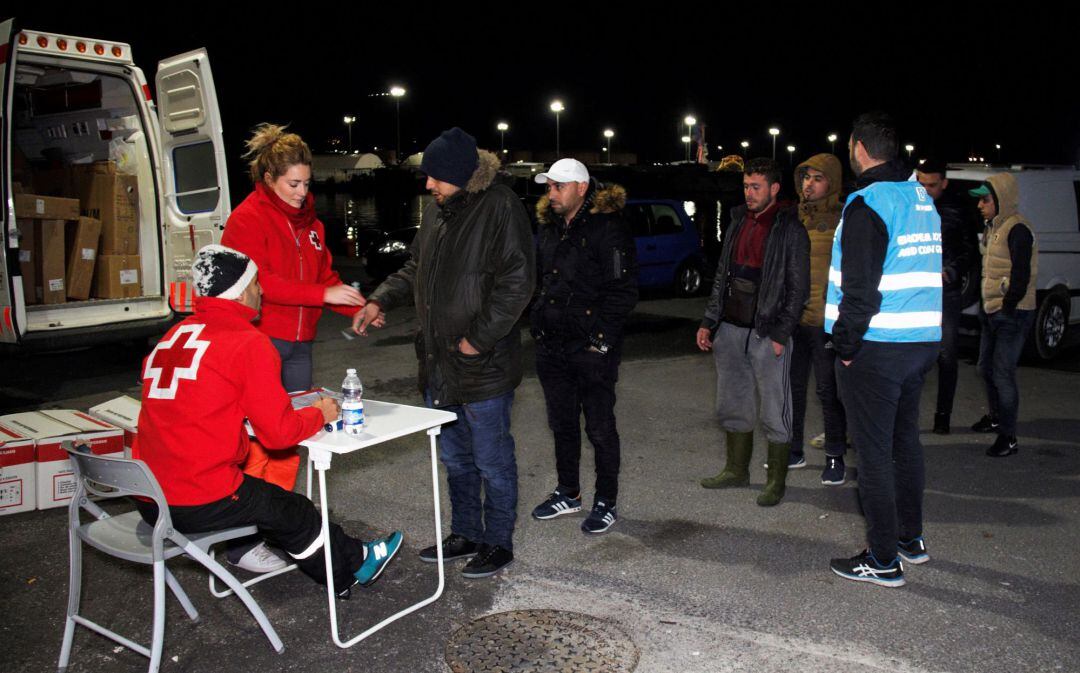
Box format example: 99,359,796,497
623,199,706,296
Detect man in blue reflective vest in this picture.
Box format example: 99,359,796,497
825,112,942,587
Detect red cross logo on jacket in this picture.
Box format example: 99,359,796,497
143,324,211,399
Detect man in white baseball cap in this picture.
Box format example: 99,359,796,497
535,158,590,185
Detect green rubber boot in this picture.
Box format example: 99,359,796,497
701,431,753,489
757,441,790,506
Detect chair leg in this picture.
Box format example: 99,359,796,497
164,569,200,622
58,527,83,672
149,560,166,673
183,543,285,654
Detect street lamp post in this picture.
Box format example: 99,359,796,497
604,128,614,163
740,140,749,158
995,143,1002,162
389,86,405,162
905,144,915,159
497,122,509,155
684,115,697,162
343,115,356,152
786,144,796,165
681,135,691,160
828,133,838,154
769,127,780,160
550,100,564,156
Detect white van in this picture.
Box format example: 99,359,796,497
1,20,227,350
948,163,1080,360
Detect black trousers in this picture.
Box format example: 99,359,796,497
935,294,963,416
535,344,622,502
137,475,365,589
789,324,848,457
836,341,937,563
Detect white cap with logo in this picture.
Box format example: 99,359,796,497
535,158,590,184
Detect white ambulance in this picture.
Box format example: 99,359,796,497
0,20,227,350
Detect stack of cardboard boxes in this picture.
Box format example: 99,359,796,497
14,159,141,304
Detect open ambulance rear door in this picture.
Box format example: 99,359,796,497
155,48,229,314
1,18,18,343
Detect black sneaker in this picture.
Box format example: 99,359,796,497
821,456,846,486
830,549,905,587
932,413,950,435
531,489,582,520
986,434,1019,457
418,533,478,563
461,544,513,578
581,500,618,535
897,536,929,564
971,414,999,433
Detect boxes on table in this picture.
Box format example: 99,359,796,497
0,426,36,516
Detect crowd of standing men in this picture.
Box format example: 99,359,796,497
133,111,1040,603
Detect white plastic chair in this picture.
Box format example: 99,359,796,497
57,443,286,673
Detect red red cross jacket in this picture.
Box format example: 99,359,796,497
221,183,359,342
133,297,324,506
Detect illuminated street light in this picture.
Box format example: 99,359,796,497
550,100,564,155
740,140,749,158
768,127,780,159
786,144,796,165
828,133,838,154
497,121,509,154
343,115,356,152
995,143,1002,162
389,86,406,162
684,115,697,161
905,143,915,159
603,128,615,162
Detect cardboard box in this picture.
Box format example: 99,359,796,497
0,426,36,516
0,411,123,510
16,219,38,305
65,217,102,300
88,396,141,458
74,162,139,255
14,193,81,220
39,219,67,304
93,254,142,299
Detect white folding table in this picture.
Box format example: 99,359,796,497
300,399,457,649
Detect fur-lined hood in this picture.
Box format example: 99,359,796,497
535,179,627,225
463,150,502,194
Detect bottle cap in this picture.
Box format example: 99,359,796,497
347,368,357,375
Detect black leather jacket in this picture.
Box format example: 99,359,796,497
702,203,810,343
368,153,535,406
531,181,639,354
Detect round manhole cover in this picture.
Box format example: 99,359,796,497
445,609,639,673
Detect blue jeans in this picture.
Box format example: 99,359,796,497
977,309,1034,436
427,391,518,551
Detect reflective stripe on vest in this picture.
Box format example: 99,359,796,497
824,177,943,343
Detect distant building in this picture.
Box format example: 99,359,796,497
311,153,385,183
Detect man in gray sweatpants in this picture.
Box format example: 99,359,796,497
695,157,809,506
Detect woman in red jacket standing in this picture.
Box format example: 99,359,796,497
221,123,365,572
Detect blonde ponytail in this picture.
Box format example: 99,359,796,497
244,123,313,184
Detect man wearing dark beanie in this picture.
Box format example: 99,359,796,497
358,128,535,578
136,244,403,598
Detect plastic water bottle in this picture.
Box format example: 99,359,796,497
341,368,365,435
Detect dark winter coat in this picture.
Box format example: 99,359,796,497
368,150,536,406
935,192,980,299
531,180,639,353
702,203,810,344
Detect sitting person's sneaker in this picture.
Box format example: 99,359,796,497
971,414,999,433
354,531,403,587
809,433,826,449
830,549,905,587
531,489,582,520
419,533,479,563
897,536,929,564
461,544,513,578
821,456,846,486
230,541,288,573
581,500,618,534
986,434,1019,457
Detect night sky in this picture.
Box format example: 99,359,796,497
9,4,1077,188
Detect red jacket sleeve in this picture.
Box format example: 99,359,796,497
222,205,326,308
239,335,324,447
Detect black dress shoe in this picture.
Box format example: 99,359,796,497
986,434,1019,457
933,413,950,435
971,414,999,433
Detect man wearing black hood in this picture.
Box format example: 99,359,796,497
358,128,535,578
